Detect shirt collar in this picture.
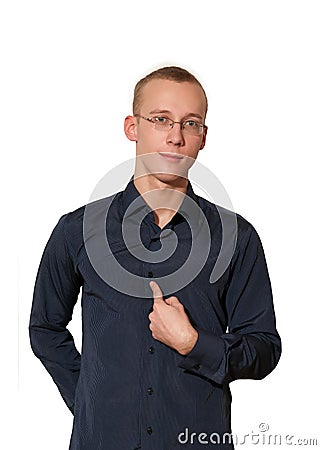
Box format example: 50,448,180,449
120,175,201,226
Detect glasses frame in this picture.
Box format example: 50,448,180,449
134,114,207,136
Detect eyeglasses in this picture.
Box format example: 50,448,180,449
134,115,206,136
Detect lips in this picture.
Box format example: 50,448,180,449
159,152,184,160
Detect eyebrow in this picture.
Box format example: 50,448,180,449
148,109,204,121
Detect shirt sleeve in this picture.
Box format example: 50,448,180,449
29,214,83,414
178,223,281,385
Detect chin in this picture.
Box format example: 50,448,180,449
154,172,187,185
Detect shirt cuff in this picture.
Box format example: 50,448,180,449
178,328,226,382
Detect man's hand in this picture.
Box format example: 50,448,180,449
148,281,198,355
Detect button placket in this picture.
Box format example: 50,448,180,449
140,304,158,445
141,227,161,445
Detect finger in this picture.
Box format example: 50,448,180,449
149,281,164,303
164,296,180,307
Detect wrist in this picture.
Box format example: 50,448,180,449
178,328,198,355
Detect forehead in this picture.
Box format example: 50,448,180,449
139,79,207,119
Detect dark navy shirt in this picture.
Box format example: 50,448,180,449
29,177,281,450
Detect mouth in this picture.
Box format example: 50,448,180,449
159,152,185,161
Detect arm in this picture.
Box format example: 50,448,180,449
29,214,82,413
178,224,281,385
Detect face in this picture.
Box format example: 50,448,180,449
124,79,207,185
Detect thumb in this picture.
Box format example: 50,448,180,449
149,281,164,303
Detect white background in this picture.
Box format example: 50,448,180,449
1,0,320,448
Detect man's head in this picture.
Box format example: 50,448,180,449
124,66,208,185
132,66,208,118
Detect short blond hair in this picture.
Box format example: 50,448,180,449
133,66,208,116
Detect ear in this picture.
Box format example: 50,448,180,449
199,126,207,150
124,115,137,142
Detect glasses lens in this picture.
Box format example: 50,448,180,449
183,120,203,136
153,117,172,131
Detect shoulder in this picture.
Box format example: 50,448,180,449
197,195,261,247
61,191,121,232
58,203,86,239
56,192,121,258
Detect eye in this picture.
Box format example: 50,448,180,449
154,116,169,124
185,120,198,128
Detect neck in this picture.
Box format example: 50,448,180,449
133,173,189,229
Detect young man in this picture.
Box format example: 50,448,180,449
29,66,281,449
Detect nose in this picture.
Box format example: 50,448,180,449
166,122,185,146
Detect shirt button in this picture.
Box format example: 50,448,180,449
149,346,155,354
147,426,153,435
147,387,153,395
147,271,153,277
